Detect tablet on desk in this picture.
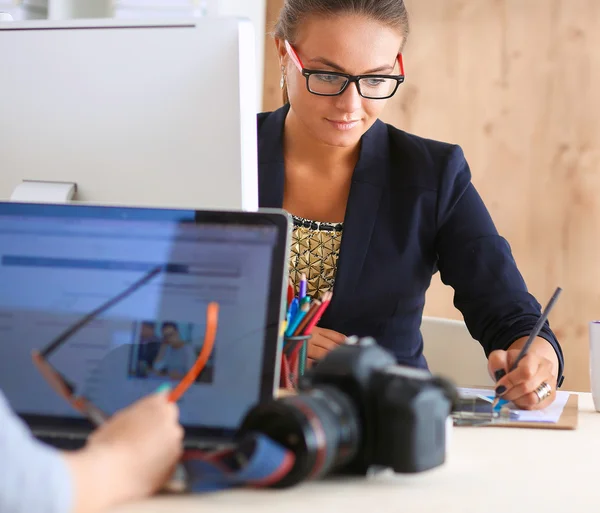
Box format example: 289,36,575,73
0,201,290,449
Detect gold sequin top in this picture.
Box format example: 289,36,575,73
289,214,343,299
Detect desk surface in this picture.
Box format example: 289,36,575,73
111,393,599,513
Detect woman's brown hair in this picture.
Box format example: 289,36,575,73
273,0,410,104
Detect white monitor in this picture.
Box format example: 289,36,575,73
0,16,259,210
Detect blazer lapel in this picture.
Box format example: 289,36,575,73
256,108,390,325
257,105,289,208
320,120,389,323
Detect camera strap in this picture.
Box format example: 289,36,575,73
180,432,295,492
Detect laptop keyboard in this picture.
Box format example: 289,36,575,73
36,434,87,451
36,432,227,452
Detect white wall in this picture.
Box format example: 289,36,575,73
0,1,47,19
0,0,267,108
216,0,266,109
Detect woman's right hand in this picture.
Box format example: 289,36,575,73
307,327,347,366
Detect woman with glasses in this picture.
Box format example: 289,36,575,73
259,0,564,410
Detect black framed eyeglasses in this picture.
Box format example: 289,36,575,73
284,40,405,100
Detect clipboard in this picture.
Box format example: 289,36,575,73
456,386,579,430
487,393,579,430
278,389,579,429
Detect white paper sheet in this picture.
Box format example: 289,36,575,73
458,387,570,423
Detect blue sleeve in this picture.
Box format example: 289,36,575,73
0,390,74,513
434,146,565,386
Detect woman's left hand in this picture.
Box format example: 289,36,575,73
487,337,560,410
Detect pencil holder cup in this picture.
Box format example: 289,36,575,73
280,334,311,391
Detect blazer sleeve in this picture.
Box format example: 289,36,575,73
433,145,565,386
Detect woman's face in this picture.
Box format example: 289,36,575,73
278,14,404,148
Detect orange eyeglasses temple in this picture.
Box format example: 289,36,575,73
168,301,219,403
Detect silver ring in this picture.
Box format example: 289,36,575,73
534,381,552,403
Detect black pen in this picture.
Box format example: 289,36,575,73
492,286,563,408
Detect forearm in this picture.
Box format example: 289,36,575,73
63,444,134,513
0,393,73,513
464,299,564,384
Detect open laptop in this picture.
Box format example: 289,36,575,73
0,201,290,450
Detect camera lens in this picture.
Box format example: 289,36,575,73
237,385,361,488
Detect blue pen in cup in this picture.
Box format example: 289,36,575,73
285,307,308,337
288,297,299,321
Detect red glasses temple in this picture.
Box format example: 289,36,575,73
284,40,405,76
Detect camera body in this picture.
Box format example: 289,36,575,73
300,336,454,474
238,336,456,487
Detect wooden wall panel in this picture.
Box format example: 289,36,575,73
263,0,600,391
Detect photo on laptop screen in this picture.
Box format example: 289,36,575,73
127,320,216,383
0,203,289,440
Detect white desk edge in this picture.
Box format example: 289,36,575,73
110,391,598,513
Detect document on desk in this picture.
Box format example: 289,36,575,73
457,387,571,423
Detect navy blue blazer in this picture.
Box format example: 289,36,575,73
257,104,565,385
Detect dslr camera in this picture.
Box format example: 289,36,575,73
237,336,458,488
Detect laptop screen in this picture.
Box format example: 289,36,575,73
0,203,288,439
